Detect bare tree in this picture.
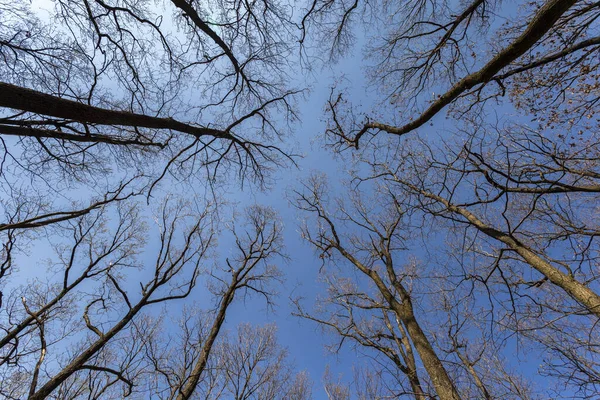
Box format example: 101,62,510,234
299,0,599,149
322,366,350,400
0,2,312,398
348,120,600,396
0,0,301,249
294,174,462,400
0,198,216,399
295,0,600,396
0,199,142,368
216,323,311,400
6,0,600,398
138,315,313,400
147,205,288,400
0,201,310,399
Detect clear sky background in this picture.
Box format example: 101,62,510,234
14,1,488,396
9,0,585,398
19,1,371,395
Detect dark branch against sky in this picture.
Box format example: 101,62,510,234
1,0,599,398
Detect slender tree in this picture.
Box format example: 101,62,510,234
294,175,462,400
354,123,600,395
297,0,600,396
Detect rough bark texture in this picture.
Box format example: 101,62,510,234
401,311,461,400
386,277,462,400
340,247,462,400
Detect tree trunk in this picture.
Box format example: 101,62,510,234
175,275,237,400
28,294,150,400
0,82,230,140
392,299,462,400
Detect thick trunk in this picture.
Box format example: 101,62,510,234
368,269,461,400
353,0,577,145
452,203,600,317
397,319,428,400
0,82,231,140
384,311,427,399
336,246,462,400
28,295,150,400
413,186,600,317
392,300,462,400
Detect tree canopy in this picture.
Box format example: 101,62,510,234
1,0,599,398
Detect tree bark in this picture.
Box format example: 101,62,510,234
418,187,600,317
352,0,577,145
175,274,238,400
28,293,151,400
339,246,462,400
0,82,232,140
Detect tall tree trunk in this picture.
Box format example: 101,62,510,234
0,82,231,140
366,267,462,400
175,273,238,400
28,293,151,400
418,188,600,317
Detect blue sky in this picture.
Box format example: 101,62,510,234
6,0,596,398
7,1,493,395
212,48,374,396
